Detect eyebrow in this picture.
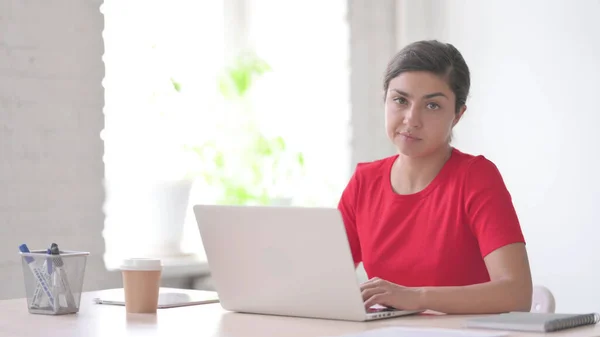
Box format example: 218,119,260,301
391,89,448,100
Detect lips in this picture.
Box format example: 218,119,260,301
397,132,421,141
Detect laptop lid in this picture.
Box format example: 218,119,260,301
193,204,369,321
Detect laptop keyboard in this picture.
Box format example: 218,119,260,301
367,306,397,313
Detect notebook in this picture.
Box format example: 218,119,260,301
93,288,219,309
323,326,508,337
465,312,600,332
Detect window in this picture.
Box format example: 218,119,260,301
101,0,350,271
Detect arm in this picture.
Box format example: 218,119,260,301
420,242,532,314
421,157,532,314
338,166,363,268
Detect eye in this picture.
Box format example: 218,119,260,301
393,97,408,105
426,102,440,110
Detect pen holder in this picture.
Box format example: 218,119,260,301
19,250,90,315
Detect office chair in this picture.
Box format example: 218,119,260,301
531,285,555,313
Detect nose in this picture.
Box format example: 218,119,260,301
403,105,421,128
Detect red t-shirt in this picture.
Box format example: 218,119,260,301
337,147,525,287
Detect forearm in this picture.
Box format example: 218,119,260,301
419,278,532,314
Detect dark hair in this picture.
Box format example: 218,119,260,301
383,40,470,113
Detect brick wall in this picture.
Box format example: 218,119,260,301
0,0,120,299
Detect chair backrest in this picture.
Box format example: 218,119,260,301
531,285,556,313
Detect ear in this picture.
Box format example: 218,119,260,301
453,105,467,127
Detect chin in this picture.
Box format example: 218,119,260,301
394,142,427,158
395,141,450,159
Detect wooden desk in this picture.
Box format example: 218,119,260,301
1,288,599,337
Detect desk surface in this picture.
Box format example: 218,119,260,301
1,288,599,337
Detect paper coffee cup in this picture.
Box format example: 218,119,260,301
120,258,162,314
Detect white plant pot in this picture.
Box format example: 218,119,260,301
269,197,293,206
103,178,194,269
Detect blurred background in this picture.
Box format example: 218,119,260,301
2,0,600,314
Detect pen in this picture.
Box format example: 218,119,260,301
19,244,51,308
33,248,53,309
19,244,55,311
46,248,53,276
52,264,59,312
50,243,76,310
29,249,49,308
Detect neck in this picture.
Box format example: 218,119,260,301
391,145,453,195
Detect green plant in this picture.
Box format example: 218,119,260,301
186,51,305,205
217,52,271,99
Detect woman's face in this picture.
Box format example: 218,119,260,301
384,71,465,158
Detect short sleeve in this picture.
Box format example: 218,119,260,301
337,167,362,265
465,157,525,257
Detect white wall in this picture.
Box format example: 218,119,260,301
398,0,600,313
347,0,399,284
348,0,398,167
0,0,121,299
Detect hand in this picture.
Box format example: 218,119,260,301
360,277,424,310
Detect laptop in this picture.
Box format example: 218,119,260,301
193,204,423,321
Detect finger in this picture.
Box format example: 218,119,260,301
360,277,385,290
364,293,388,309
361,286,386,302
361,277,381,285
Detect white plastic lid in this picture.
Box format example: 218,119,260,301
120,258,162,271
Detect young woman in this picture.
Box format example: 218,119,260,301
338,40,533,315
